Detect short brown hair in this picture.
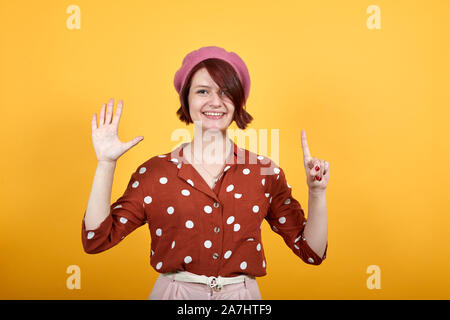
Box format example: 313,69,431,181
176,58,253,130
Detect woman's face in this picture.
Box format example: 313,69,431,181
188,68,235,134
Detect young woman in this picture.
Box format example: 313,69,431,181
82,46,329,300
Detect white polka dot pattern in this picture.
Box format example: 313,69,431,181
159,177,168,184
144,196,152,204
82,144,325,275
203,205,212,214
204,240,212,248
119,217,128,224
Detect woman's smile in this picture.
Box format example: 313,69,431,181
202,111,226,120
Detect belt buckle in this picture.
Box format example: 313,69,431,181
208,277,222,292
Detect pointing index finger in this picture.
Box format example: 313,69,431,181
301,130,311,160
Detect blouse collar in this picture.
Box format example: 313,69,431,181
164,138,248,201
166,138,247,166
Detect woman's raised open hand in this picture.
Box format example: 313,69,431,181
91,98,144,163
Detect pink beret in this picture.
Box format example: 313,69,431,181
173,46,251,103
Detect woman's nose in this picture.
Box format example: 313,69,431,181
209,90,224,104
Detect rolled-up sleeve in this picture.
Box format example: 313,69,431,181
265,164,327,265
81,166,147,254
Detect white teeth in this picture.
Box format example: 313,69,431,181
203,112,224,116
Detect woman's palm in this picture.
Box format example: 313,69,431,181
92,98,143,162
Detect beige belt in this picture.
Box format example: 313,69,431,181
163,271,252,292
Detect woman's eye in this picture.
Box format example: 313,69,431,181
196,89,227,96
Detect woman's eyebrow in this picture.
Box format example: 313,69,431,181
194,85,215,89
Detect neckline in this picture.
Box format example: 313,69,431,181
181,138,236,166
181,139,235,190
166,138,247,167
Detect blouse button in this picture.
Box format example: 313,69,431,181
212,253,219,259
213,202,220,208
214,226,220,233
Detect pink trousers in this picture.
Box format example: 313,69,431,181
148,272,262,300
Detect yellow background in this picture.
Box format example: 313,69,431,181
1,0,448,299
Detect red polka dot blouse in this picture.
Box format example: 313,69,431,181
81,140,327,277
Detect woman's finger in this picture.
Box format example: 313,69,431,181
99,103,106,126
310,158,320,177
92,113,97,132
312,159,324,182
306,157,316,170
320,160,325,177
112,99,123,127
105,98,114,125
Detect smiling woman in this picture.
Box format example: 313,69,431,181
82,46,327,301
176,57,253,130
